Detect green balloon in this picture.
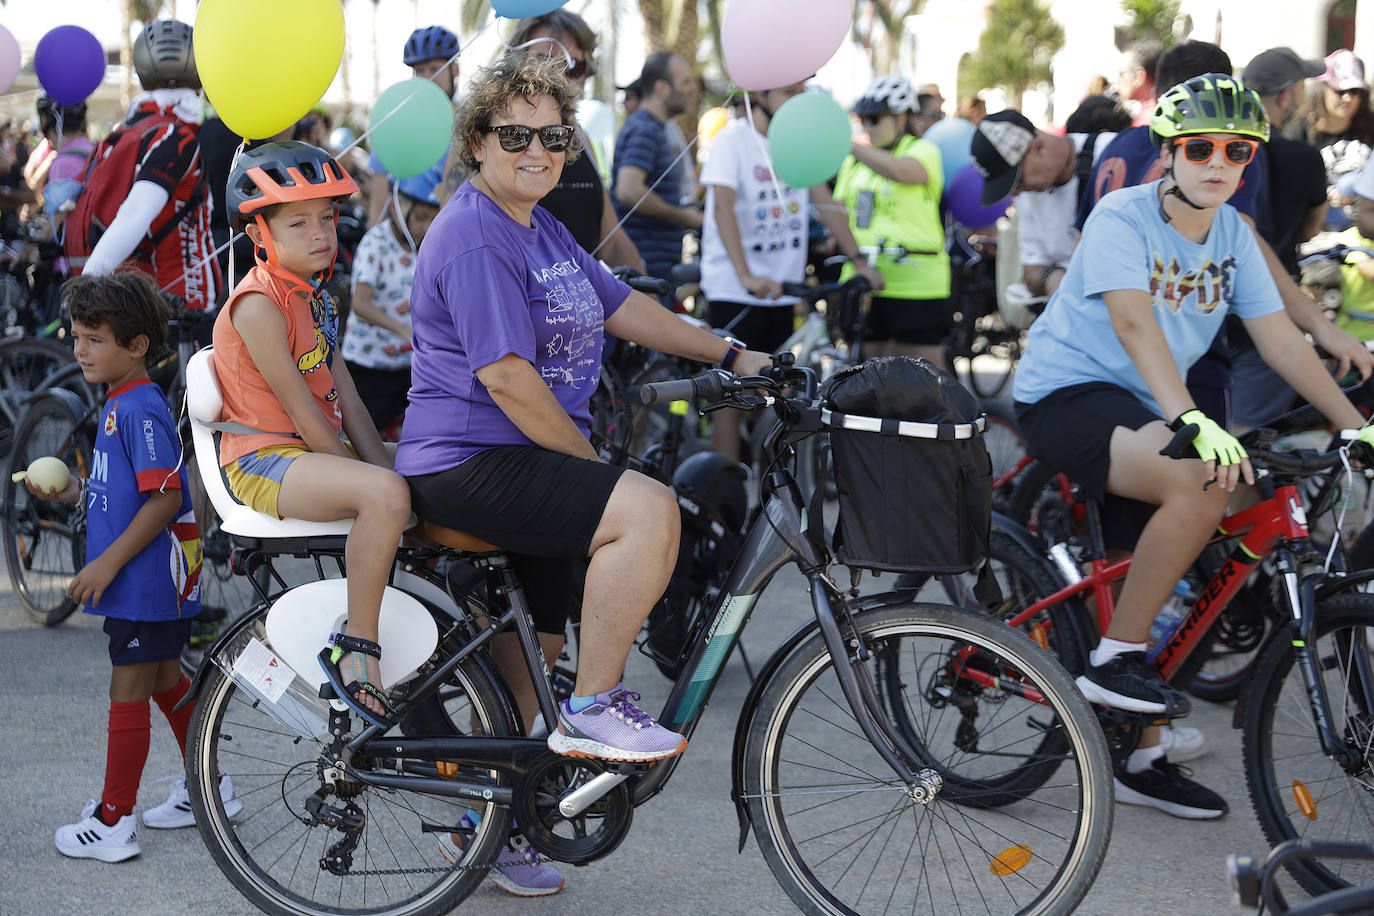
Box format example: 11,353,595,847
767,92,852,189
369,78,453,178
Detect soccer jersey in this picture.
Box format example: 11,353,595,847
86,377,201,621
833,134,949,299
1013,181,1283,417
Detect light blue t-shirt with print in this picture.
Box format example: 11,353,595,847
1013,181,1283,418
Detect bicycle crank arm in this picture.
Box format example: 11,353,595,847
558,771,629,817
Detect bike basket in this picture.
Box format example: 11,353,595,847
820,356,992,574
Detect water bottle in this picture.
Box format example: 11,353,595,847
1147,579,1191,655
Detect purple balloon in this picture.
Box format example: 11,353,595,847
946,164,1011,228
35,26,105,106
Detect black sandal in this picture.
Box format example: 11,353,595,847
318,633,395,729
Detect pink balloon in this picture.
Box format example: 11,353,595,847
723,0,849,91
0,26,19,94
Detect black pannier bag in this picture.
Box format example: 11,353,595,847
820,356,992,575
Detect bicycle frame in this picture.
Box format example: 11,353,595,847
296,453,927,816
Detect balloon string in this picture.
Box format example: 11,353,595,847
740,92,789,210
163,19,494,298
391,183,417,252
590,88,740,261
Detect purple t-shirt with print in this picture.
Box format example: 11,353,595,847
395,182,632,473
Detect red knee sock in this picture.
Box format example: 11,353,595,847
153,674,193,760
101,701,151,826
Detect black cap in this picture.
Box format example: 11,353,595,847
970,110,1036,206
1242,47,1325,95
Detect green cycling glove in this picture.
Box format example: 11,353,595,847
1169,409,1248,466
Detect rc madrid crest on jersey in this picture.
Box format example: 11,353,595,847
104,407,117,436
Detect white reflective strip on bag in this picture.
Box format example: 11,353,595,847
819,408,986,440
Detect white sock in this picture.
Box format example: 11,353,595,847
1127,743,1165,774
1091,637,1146,668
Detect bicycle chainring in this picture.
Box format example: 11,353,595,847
512,755,633,865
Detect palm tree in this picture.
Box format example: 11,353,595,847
122,0,167,110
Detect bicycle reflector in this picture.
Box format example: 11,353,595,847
990,844,1033,876
1292,780,1318,821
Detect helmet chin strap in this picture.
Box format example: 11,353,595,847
1157,154,1207,224
252,213,333,300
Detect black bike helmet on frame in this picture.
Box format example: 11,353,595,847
403,26,459,67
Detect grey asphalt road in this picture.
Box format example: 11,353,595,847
1,548,1282,916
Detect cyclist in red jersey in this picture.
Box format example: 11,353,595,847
78,20,218,311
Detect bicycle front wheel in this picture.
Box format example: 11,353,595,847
742,602,1112,915
1242,592,1374,897
4,392,92,625
187,611,514,916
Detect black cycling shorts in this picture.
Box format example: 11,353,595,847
406,446,625,634
707,300,795,353
1015,382,1163,551
866,295,952,346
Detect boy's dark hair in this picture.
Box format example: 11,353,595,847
1156,41,1233,94
64,271,170,364
639,51,677,93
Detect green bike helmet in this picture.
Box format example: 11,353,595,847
1149,73,1270,147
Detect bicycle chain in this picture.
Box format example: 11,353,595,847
338,848,555,877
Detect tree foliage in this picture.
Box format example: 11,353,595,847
1120,0,1183,47
960,0,1064,108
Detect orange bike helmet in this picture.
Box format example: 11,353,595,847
227,141,359,219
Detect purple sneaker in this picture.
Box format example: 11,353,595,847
546,682,688,762
437,814,564,897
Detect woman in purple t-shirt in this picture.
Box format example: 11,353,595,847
397,56,769,770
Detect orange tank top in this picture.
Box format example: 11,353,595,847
212,265,343,466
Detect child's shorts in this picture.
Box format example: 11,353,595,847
104,616,194,665
225,443,358,519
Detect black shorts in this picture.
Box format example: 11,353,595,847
707,301,794,353
1015,382,1163,551
406,446,626,634
103,616,194,665
866,295,952,346
344,361,411,431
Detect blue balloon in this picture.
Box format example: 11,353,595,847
946,164,1010,228
921,118,976,191
490,0,569,17
35,25,105,106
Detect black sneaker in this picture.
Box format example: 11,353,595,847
1074,651,1190,716
1114,758,1229,819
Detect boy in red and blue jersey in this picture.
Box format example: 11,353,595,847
30,272,238,863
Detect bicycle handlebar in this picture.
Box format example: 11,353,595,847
639,369,728,405
1161,422,1370,474
610,266,671,296
779,276,872,303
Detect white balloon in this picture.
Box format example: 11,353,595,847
26,456,70,493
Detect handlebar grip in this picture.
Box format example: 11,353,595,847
627,276,670,296
1160,424,1199,459
638,371,724,405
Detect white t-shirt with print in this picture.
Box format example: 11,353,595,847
343,223,415,371
699,116,808,307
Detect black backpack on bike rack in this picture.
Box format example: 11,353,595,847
819,356,997,600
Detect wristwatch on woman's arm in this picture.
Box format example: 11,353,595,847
717,338,746,371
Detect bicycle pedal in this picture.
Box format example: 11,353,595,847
605,760,656,775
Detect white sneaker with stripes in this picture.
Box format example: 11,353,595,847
55,800,140,863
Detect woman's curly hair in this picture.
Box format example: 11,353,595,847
453,53,583,172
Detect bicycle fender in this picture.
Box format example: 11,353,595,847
34,384,94,424
728,589,915,852
990,511,1050,558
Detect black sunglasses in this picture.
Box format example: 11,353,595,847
1176,136,1259,166
1333,87,1367,99
486,124,575,153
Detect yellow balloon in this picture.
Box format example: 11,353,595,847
194,0,344,140
698,107,732,150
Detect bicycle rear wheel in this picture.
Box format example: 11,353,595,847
1242,592,1374,897
743,602,1112,915
187,610,514,916
4,392,92,625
